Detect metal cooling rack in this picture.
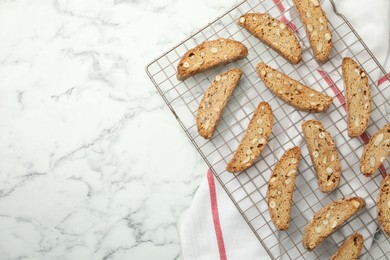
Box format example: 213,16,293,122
146,0,390,259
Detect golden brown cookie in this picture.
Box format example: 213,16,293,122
302,120,342,192
238,13,302,64
257,63,333,112
227,102,273,173
197,68,242,139
342,57,371,137
330,232,364,260
292,0,332,63
378,176,390,237
360,124,390,176
267,147,301,230
177,38,248,80
303,197,365,251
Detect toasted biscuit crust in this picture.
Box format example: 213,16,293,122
360,124,390,176
292,0,332,63
257,63,333,112
330,232,364,260
197,68,242,139
302,120,342,192
227,102,273,173
267,147,301,230
303,197,365,251
378,176,390,237
342,57,371,137
177,38,248,80
238,13,302,64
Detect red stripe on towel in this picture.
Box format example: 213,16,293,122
207,169,227,260
273,0,285,13
317,70,346,109
318,70,387,177
378,165,387,177
378,72,390,86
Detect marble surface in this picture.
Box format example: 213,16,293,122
0,0,240,259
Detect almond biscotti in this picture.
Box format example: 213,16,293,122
378,176,390,236
302,120,342,192
177,38,248,80
267,147,301,230
330,232,364,260
342,57,371,137
257,63,333,112
197,68,242,139
360,124,390,176
302,197,365,251
227,102,273,173
292,0,332,63
237,13,302,64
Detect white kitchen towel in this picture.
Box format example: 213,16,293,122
180,170,271,260
180,0,390,259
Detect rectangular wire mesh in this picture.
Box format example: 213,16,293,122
146,0,390,259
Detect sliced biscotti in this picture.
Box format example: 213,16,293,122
257,63,333,112
292,0,332,63
227,102,273,173
267,147,301,230
197,69,242,139
302,120,342,192
342,57,371,137
302,197,365,251
360,124,390,176
330,232,364,260
237,13,302,64
177,38,248,80
378,176,390,236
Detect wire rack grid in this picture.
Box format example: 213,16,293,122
146,0,390,259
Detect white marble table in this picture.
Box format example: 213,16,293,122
0,0,240,259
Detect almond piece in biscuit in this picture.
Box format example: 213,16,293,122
237,13,302,64
177,38,248,81
378,176,390,237
330,232,364,260
360,124,390,176
257,63,332,112
302,120,342,192
267,147,301,230
292,0,332,63
197,68,242,139
303,197,365,251
342,57,371,137
227,102,273,173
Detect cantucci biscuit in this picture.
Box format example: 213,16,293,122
378,176,390,236
292,0,332,63
267,147,301,230
197,68,242,139
330,232,364,260
177,38,248,80
302,120,342,192
342,57,371,137
227,102,273,173
360,124,390,176
237,13,302,64
303,197,365,251
257,63,333,112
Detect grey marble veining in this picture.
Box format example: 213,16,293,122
0,0,239,259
